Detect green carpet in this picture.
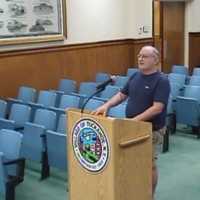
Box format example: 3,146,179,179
155,132,200,200
1,132,200,200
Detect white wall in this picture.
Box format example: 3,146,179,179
125,0,152,39
66,0,152,44
66,0,127,44
185,0,200,66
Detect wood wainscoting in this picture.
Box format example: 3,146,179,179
189,33,200,73
0,38,153,98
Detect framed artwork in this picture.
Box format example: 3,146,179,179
0,0,67,45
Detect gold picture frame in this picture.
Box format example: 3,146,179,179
0,0,67,45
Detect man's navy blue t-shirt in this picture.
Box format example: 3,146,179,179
121,71,170,130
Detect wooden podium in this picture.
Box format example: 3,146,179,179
67,109,152,200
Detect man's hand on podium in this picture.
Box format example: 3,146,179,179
91,104,109,117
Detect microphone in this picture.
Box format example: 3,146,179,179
81,76,117,113
96,76,117,90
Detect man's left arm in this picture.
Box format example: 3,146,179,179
132,102,164,121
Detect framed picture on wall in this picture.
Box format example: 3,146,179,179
0,0,67,45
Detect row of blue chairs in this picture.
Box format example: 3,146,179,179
96,67,138,82
167,84,200,138
0,129,25,200
0,99,126,200
171,65,200,76
5,84,121,119
168,73,200,87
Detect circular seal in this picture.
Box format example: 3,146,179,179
72,118,109,172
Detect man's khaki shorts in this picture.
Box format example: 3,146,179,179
152,127,166,160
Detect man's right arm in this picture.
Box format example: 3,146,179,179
92,92,127,115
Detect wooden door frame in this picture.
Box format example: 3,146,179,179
152,0,164,71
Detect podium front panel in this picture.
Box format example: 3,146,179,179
67,109,152,200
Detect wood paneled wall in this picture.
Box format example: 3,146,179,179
189,33,200,73
0,38,153,98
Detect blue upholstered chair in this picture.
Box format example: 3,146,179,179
93,85,121,102
168,73,186,87
175,86,200,138
20,109,57,179
46,132,67,175
71,82,98,107
84,99,104,111
51,78,77,106
126,68,138,77
95,72,110,83
108,104,126,118
114,76,129,88
0,129,25,200
7,86,36,115
49,94,80,120
192,68,200,76
189,76,200,86
171,65,188,75
0,100,7,119
43,114,67,179
0,104,31,131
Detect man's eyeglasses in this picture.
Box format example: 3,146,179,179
137,54,154,59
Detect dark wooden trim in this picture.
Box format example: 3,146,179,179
189,32,200,36
189,32,200,72
0,38,153,58
133,38,153,45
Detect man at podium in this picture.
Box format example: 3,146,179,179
92,46,170,198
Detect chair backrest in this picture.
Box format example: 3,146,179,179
175,97,200,126
58,79,77,94
0,152,7,194
192,68,200,76
34,109,56,130
79,82,97,96
189,76,200,86
84,99,104,111
95,73,110,83
127,68,138,77
37,90,57,107
0,129,22,160
168,73,186,86
100,85,120,99
108,104,126,118
57,114,67,134
172,65,188,75
9,104,31,126
167,95,173,114
184,85,200,102
114,76,129,87
170,82,182,99
59,94,80,109
18,86,37,102
0,100,7,118
46,132,67,171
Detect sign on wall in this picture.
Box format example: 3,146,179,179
0,0,66,45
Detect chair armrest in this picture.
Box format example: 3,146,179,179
92,96,107,102
28,102,44,107
4,158,25,179
49,107,65,113
7,98,23,103
71,92,87,98
24,122,45,131
50,90,65,95
0,118,15,129
14,127,24,131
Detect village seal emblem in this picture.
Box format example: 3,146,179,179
72,118,109,172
